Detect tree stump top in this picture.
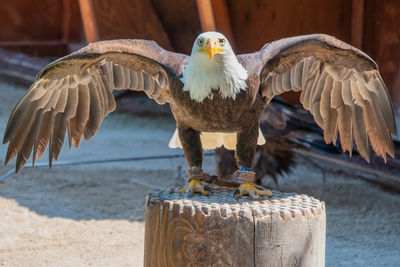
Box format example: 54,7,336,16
147,189,325,219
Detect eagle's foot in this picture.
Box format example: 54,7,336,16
175,167,212,197
175,178,211,197
231,169,273,199
234,183,272,199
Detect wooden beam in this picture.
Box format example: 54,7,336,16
210,0,235,47
78,0,100,43
351,0,364,49
79,0,173,51
0,41,66,46
196,0,216,32
0,48,51,84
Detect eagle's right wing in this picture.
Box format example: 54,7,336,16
257,34,396,162
3,39,188,171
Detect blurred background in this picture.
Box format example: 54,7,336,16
1,0,400,108
0,1,399,266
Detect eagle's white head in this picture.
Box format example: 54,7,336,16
180,31,248,102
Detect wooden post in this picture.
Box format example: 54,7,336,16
78,0,100,43
144,190,325,266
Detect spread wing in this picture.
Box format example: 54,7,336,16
3,39,188,171
258,34,397,162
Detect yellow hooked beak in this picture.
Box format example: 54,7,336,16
200,38,224,61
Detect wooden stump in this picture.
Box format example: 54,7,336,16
144,190,325,267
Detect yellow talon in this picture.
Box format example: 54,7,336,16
234,183,272,199
175,179,210,196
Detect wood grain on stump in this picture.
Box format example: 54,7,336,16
144,190,325,267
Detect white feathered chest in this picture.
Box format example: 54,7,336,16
180,51,249,102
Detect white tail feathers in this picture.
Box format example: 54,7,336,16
168,128,266,150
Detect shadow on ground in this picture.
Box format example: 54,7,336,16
0,167,184,221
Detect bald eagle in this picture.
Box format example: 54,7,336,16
3,32,396,199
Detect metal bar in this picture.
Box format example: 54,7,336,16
0,152,215,182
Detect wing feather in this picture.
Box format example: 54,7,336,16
37,110,57,161
129,70,138,89
91,69,105,118
47,88,69,166
3,83,53,144
70,83,90,147
16,112,44,171
272,74,279,95
352,105,370,160
3,39,185,171
50,87,78,162
310,69,329,127
65,87,79,150
84,81,102,140
50,113,67,166
112,64,125,89
5,88,59,165
143,72,156,96
320,76,337,143
332,81,352,152
33,88,64,161
97,66,116,112
259,34,396,161
368,76,397,133
292,60,303,90
341,80,355,155
281,71,291,91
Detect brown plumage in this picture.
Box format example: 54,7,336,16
3,33,396,179
216,138,296,185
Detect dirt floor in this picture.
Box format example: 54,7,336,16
0,80,399,266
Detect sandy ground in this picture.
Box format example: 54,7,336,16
0,80,399,266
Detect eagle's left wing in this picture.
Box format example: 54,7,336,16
3,39,188,171
257,34,397,162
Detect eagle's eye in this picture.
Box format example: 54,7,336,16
219,38,225,46
197,39,204,47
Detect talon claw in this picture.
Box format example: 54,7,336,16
176,178,210,197
186,189,193,197
258,188,273,197
235,183,272,199
250,191,259,200
234,189,241,199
